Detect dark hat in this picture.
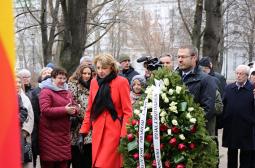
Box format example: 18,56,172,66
118,54,130,63
199,57,211,68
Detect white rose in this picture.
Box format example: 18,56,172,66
172,119,178,126
147,102,152,109
186,112,192,119
161,117,166,124
188,107,194,112
160,110,167,117
167,129,172,135
161,85,167,92
168,89,174,95
163,78,170,86
179,134,185,140
161,93,167,99
190,118,197,124
145,127,150,132
169,106,178,113
176,86,182,94
134,109,140,115
170,101,177,106
147,93,152,100
164,97,169,103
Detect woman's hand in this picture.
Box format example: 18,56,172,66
65,103,77,115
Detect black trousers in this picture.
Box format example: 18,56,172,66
227,149,254,168
69,144,92,168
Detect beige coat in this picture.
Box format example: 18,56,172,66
20,89,34,168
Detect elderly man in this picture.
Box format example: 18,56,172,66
118,54,139,84
221,65,255,168
159,54,173,70
176,45,217,136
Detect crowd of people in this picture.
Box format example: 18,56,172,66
16,45,255,168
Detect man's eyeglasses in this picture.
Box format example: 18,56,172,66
177,55,192,59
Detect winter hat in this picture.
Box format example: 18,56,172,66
199,57,211,68
118,54,130,63
46,62,55,69
131,75,146,89
80,56,93,64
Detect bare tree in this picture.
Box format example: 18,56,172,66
177,0,203,52
202,0,224,72
234,0,255,62
127,9,173,57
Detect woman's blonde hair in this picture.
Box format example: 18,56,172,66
93,54,119,74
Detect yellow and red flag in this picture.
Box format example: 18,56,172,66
0,1,21,167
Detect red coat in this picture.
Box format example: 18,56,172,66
39,88,74,161
80,76,132,168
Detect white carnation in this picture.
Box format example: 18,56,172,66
172,119,178,126
161,85,167,92
186,112,192,119
179,134,185,140
170,101,178,106
161,93,167,99
168,89,174,95
134,109,140,115
190,118,197,124
169,106,178,113
160,110,167,117
188,107,194,112
145,127,150,132
147,102,152,109
161,117,166,124
176,86,182,94
164,97,169,103
167,129,172,135
163,78,170,86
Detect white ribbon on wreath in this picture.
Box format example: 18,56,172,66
138,79,163,168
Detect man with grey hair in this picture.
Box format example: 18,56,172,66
176,45,217,136
221,64,255,168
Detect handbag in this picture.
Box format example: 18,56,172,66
23,138,32,163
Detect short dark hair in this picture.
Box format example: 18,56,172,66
251,71,255,76
179,45,198,56
51,67,67,78
160,53,172,59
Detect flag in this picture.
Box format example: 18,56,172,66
0,1,22,167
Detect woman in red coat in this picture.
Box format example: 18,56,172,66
79,54,133,168
39,68,78,168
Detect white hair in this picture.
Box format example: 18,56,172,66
236,65,250,76
18,69,31,77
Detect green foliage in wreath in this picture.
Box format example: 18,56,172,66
119,68,217,168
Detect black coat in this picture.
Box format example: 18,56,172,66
177,66,217,135
29,87,41,156
222,81,255,150
119,67,139,84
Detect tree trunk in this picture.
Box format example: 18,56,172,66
59,0,88,74
191,0,203,54
202,0,223,72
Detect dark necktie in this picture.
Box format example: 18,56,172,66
182,73,187,80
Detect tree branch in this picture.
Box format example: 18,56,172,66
177,0,192,37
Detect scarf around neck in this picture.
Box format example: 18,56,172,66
91,72,118,121
78,77,91,90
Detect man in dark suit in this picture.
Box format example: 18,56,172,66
176,45,217,136
221,65,255,168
